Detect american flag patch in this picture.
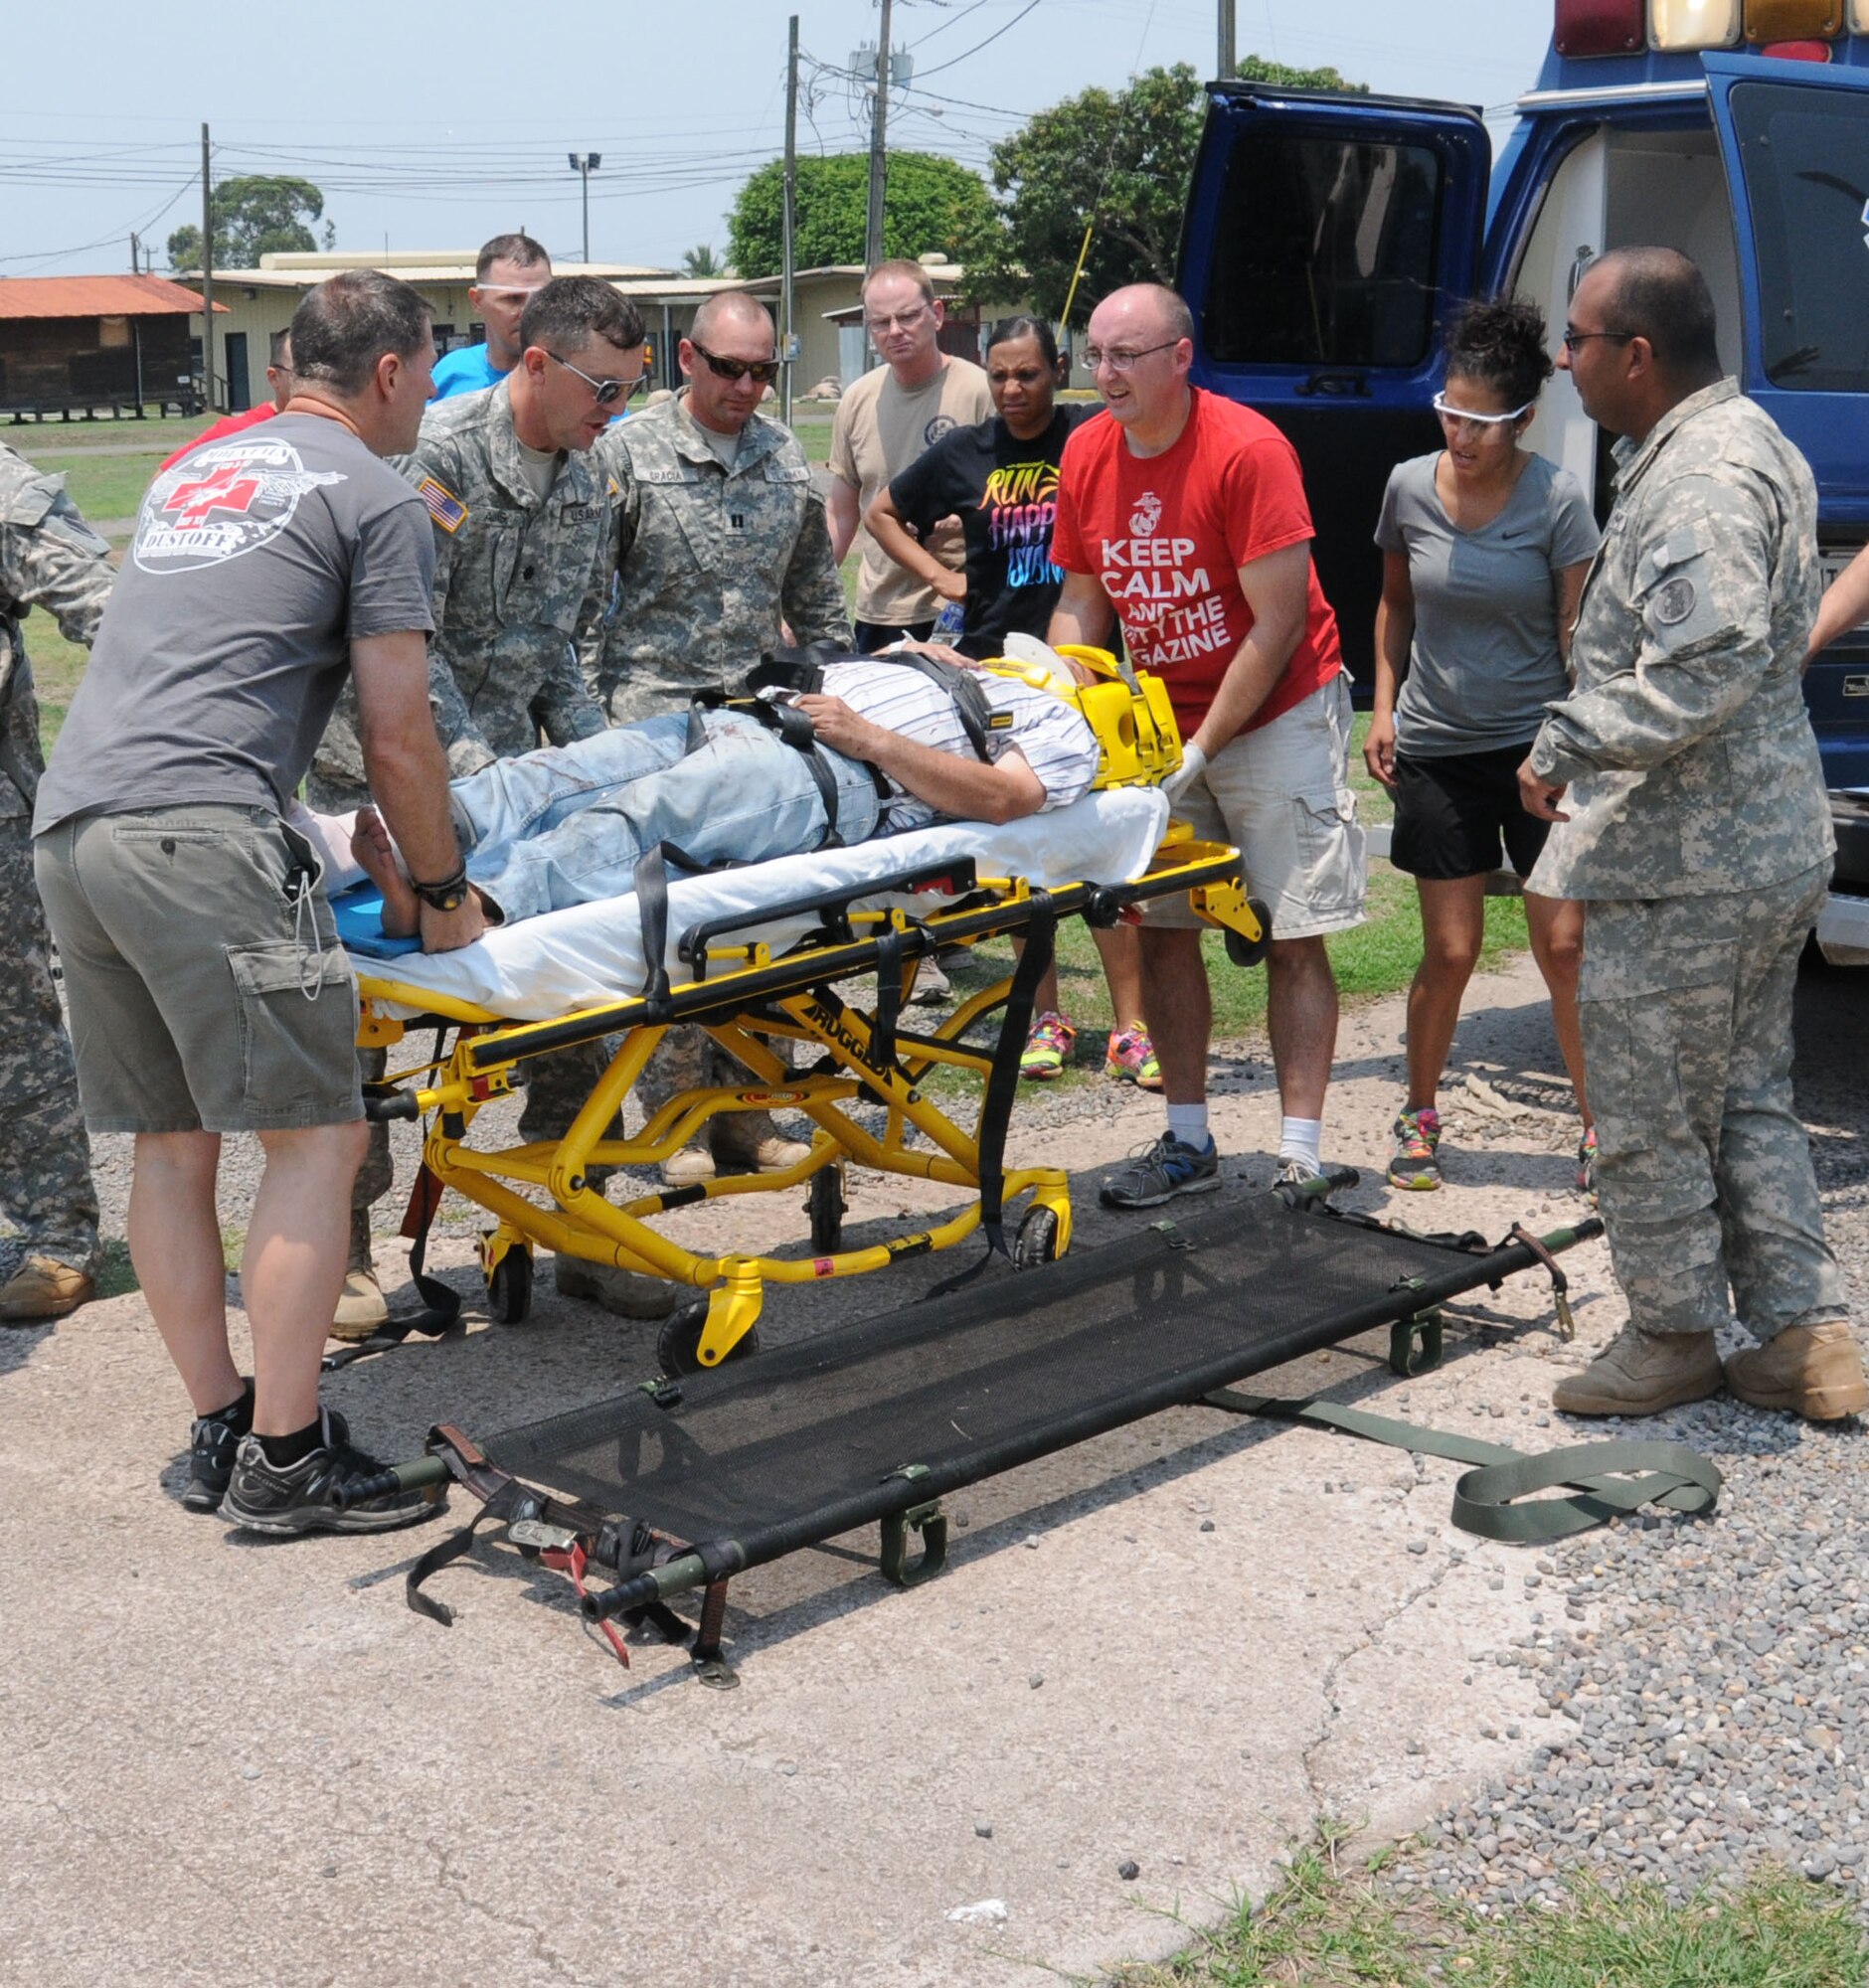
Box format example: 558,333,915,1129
418,476,467,534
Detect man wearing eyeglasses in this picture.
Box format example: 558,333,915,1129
1521,248,1865,1425
588,289,850,1217
309,275,645,1335
1049,282,1364,1210
593,290,850,720
430,233,552,402
827,259,993,652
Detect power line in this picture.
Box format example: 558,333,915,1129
910,0,1043,80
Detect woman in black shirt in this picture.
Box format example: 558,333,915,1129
867,316,1085,660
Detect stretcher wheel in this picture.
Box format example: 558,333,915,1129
487,1244,534,1325
658,1299,763,1377
1224,898,1274,970
807,1165,846,1254
1013,1205,1061,1269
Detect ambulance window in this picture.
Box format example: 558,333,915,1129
1729,81,1869,394
1202,132,1444,369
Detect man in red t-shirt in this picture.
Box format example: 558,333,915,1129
157,329,296,473
1049,283,1366,1208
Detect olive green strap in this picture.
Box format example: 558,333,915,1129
1205,1390,1722,1543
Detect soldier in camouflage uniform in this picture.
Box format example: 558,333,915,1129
309,277,645,1333
0,443,113,1322
589,292,851,1213
1521,248,1867,1422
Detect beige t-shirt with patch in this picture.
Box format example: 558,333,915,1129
829,355,993,626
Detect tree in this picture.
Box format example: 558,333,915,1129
168,175,328,270
682,244,724,278
727,151,994,278
966,59,1362,323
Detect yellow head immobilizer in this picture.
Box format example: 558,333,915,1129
975,643,1182,792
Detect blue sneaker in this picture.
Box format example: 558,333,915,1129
1099,1131,1221,1210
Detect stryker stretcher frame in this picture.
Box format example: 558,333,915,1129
352,823,1266,1372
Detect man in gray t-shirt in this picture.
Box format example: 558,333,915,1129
32,271,484,1540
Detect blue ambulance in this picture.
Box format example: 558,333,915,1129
1176,0,1869,951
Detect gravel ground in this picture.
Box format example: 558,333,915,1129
1385,951,1869,1918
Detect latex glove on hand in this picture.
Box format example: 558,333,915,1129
1162,741,1208,807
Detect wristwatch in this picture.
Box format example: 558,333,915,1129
410,866,471,913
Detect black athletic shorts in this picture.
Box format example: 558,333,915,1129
1388,742,1552,882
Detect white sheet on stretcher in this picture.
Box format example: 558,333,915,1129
361,787,1170,1021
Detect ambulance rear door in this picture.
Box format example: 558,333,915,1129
1177,83,1489,680
1707,51,1869,791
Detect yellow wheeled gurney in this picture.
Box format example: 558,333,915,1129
339,654,1266,1374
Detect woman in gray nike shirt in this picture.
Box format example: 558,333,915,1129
1364,298,1600,1196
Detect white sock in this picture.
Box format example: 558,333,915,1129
1166,1103,1211,1149
1279,1115,1322,1171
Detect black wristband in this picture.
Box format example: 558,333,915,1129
410,866,470,912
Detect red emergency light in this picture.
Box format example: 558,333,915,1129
1554,0,1646,55
1757,34,1835,48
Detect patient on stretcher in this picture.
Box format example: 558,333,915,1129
324,650,1102,942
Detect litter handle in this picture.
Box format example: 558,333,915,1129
581,1551,711,1622
362,1089,421,1123
337,1454,450,1509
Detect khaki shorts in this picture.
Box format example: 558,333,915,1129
34,803,361,1135
1146,676,1367,940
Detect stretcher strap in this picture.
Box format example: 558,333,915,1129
633,840,727,1017
321,1143,464,1370
1209,1390,1721,1543
928,888,1056,1298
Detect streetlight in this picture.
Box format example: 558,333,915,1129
568,153,601,266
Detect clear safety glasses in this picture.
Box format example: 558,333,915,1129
1432,392,1536,432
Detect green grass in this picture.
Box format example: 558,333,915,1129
9,414,205,454
1113,1830,1869,1987
23,449,165,525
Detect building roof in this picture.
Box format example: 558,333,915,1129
0,274,221,320
199,251,674,291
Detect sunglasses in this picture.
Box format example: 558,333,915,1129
1432,391,1536,429
546,349,644,406
691,340,780,387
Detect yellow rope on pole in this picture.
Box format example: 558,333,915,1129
1060,218,1097,330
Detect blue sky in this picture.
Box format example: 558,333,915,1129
1,0,1553,275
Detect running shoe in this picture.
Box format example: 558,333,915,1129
1104,1022,1163,1091
1099,1131,1221,1209
1020,1010,1076,1081
1385,1106,1442,1191
221,1408,435,1536
181,1383,264,1515
1576,1125,1599,1204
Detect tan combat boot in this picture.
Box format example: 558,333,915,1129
1551,1325,1723,1417
554,1257,677,1320
329,1210,390,1342
0,1253,96,1323
1725,1321,1869,1421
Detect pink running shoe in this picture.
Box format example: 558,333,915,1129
1105,1022,1163,1091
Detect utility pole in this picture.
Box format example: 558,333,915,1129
130,232,140,274
864,0,893,273
1218,0,1236,80
200,121,217,411
782,14,799,424
568,154,600,265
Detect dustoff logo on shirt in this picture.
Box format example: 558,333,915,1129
1099,490,1232,668
135,440,345,573
982,459,1065,589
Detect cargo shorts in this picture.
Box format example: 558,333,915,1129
1144,675,1367,940
34,803,362,1135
